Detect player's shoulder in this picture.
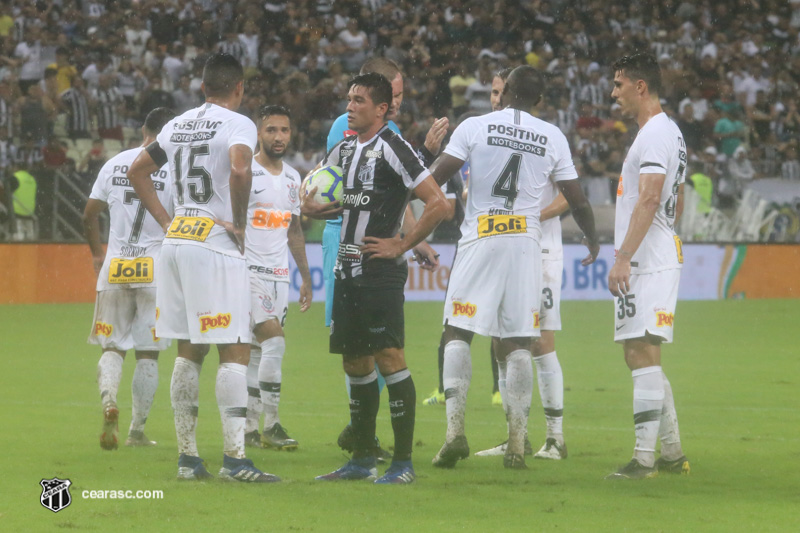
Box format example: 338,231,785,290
640,113,683,145
283,162,301,183
102,146,144,171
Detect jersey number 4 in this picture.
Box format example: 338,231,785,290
174,144,213,205
492,153,521,209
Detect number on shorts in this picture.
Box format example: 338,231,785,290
123,190,146,244
281,307,288,328
174,144,213,204
616,294,636,319
492,153,521,209
542,287,554,309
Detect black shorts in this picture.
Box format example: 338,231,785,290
329,278,405,358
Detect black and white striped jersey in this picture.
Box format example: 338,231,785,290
61,88,91,135
323,124,430,284
92,87,123,129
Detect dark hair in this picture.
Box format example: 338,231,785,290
495,67,513,81
504,66,545,107
258,104,292,123
348,72,392,112
143,107,176,135
202,53,244,97
612,53,662,95
359,57,401,82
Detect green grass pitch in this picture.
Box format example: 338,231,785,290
2,299,799,531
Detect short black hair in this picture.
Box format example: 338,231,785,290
348,72,392,112
202,53,244,97
258,104,292,123
504,66,545,107
144,107,176,135
612,53,662,95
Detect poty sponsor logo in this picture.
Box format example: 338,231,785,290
656,311,674,327
533,312,540,328
94,322,113,337
199,313,232,333
453,301,477,317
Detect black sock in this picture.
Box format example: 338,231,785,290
491,342,500,394
437,333,446,393
385,369,416,462
348,372,379,460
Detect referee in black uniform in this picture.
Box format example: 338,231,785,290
306,73,451,484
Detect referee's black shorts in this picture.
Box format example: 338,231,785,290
329,277,405,358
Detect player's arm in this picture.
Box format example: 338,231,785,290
82,198,107,275
429,153,465,188
540,192,569,222
228,143,253,255
288,214,312,312
421,117,449,160
401,204,440,271
607,172,665,297
300,158,343,220
128,143,171,231
361,176,451,260
558,180,599,266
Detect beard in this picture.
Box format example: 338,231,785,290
263,146,286,159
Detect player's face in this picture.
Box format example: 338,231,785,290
490,75,505,111
386,73,404,121
346,85,388,133
259,114,291,159
611,70,638,117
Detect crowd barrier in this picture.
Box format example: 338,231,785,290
1,243,798,305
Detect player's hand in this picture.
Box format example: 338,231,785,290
298,280,312,312
412,241,440,271
581,237,600,266
608,256,631,297
360,235,404,260
213,218,245,255
423,117,449,155
92,254,104,275
300,186,343,220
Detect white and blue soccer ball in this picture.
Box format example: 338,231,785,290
303,165,344,204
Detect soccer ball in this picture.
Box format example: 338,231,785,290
302,165,344,204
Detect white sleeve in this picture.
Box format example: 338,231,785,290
550,130,579,182
638,129,671,175
89,162,111,202
442,118,475,162
227,115,257,152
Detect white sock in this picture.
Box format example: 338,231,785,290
130,358,158,433
443,340,471,442
533,351,563,441
632,366,664,468
171,357,201,457
505,349,533,456
217,362,248,459
497,358,508,413
659,371,684,460
258,337,285,430
97,351,124,407
245,346,263,434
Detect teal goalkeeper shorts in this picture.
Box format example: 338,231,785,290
322,220,341,327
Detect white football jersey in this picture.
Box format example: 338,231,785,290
539,178,563,259
245,158,302,282
89,147,173,290
156,103,257,257
615,112,686,273
444,107,578,248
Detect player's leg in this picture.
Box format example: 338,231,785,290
490,342,502,406
244,344,263,446
656,370,689,474
531,330,567,459
421,330,446,406
495,336,534,469
172,340,210,479
253,313,297,451
374,347,417,484
89,289,135,451
126,287,169,447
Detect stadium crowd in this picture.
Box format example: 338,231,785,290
1,0,800,240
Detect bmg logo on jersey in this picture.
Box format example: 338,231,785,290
94,322,113,337
199,313,232,333
252,209,291,230
108,257,154,284
452,301,477,318
656,311,674,327
167,217,214,242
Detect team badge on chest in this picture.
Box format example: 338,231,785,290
358,163,374,184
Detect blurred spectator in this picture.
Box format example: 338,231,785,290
714,108,747,157
338,19,368,72
91,74,124,142
17,83,55,144
449,60,475,117
80,139,106,175
15,26,43,94
172,74,201,114
139,76,174,123
60,77,91,140
727,145,757,188
781,146,800,181
42,136,67,169
465,61,493,114
49,47,76,93
8,164,37,240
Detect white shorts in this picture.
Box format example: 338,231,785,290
614,268,681,343
250,275,289,328
539,258,562,331
88,288,171,351
444,236,541,338
156,244,252,344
